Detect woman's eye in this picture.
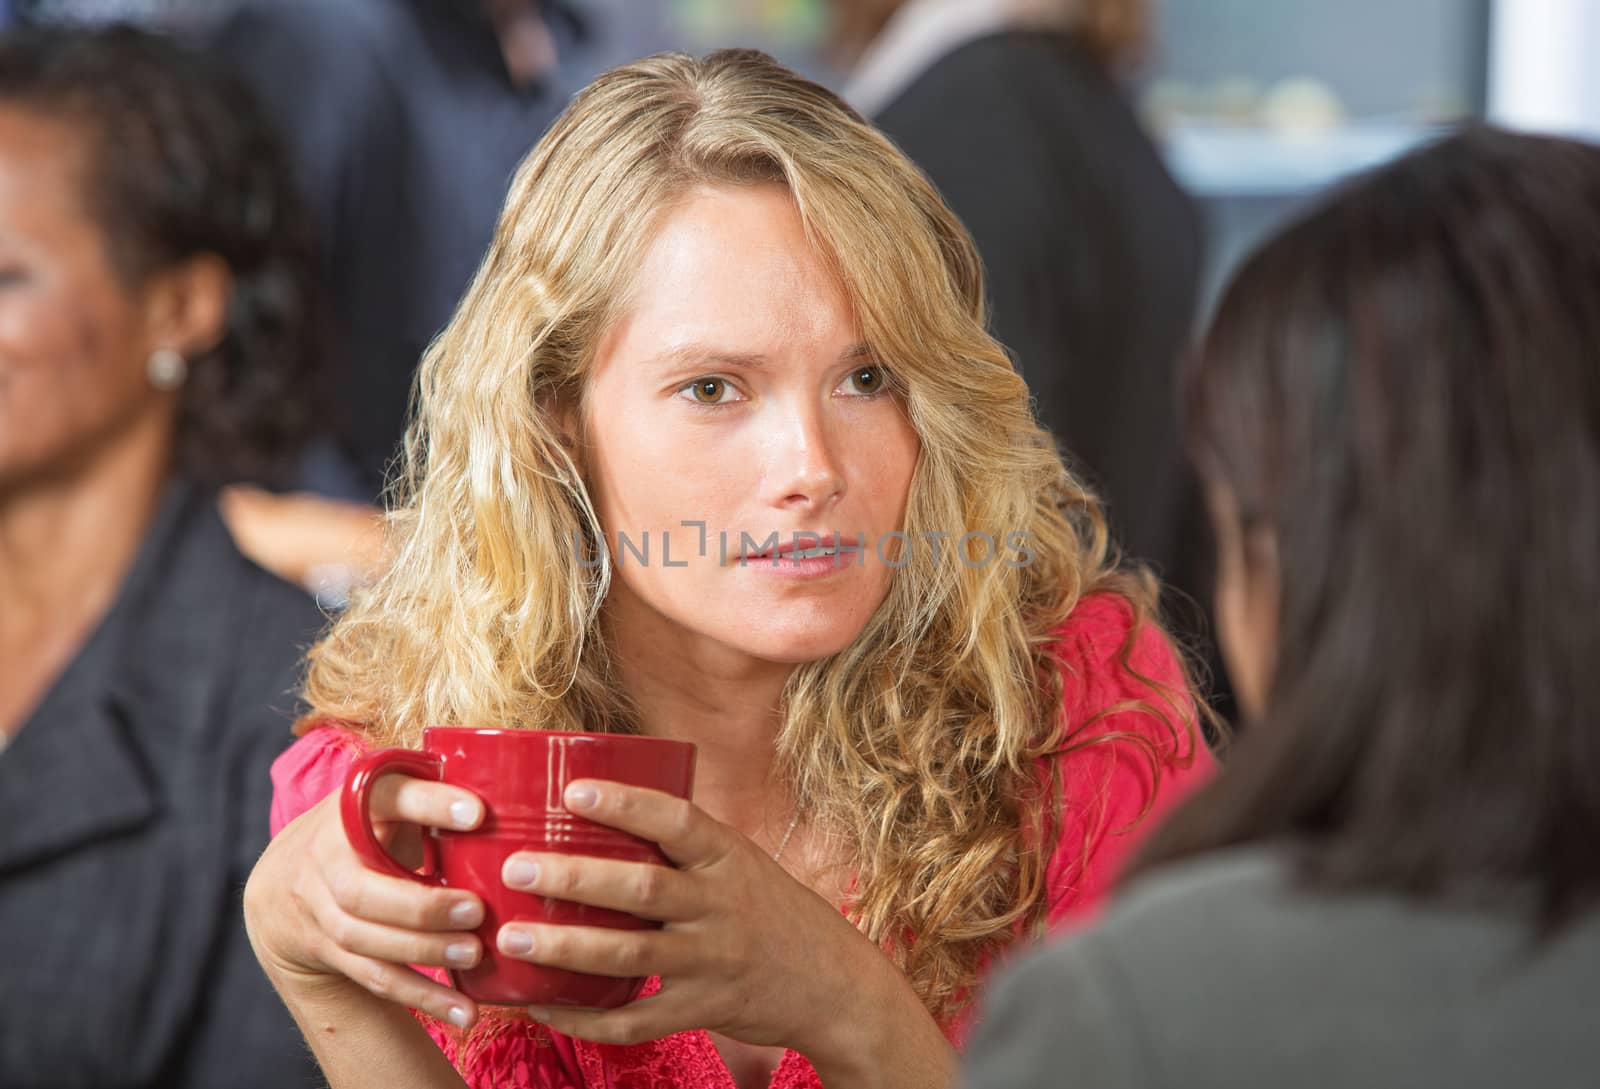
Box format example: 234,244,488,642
680,377,741,405
840,365,887,397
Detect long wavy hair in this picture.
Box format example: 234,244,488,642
302,49,1193,1021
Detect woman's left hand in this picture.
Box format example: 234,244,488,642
496,779,954,1083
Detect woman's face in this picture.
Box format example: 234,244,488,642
0,107,172,494
580,181,921,667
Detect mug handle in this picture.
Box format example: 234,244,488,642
340,748,446,885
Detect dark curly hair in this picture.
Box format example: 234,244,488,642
0,23,319,486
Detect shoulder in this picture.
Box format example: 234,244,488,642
211,0,403,121
938,30,1107,91
269,724,368,836
879,29,1130,150
1036,592,1214,922
1093,844,1299,932
193,499,328,708
1043,841,1540,1004
967,847,1293,1089
1091,844,1600,978
230,544,329,656
181,502,332,823
977,846,1600,1087
128,489,324,711
1049,591,1190,743
879,30,1193,241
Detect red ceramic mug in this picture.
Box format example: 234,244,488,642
340,727,697,1008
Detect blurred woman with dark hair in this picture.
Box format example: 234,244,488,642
831,0,1212,701
0,25,323,1087
964,126,1600,1088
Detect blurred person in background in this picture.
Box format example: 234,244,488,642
833,0,1211,686
211,0,604,603
213,0,601,505
963,126,1600,1089
0,25,325,1087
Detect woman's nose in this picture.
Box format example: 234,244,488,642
766,404,845,513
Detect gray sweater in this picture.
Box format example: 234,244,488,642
963,845,1600,1089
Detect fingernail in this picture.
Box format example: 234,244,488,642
501,930,534,955
526,1006,551,1021
449,800,481,828
565,783,597,811
449,900,483,928
445,942,477,967
447,1006,470,1029
505,858,539,888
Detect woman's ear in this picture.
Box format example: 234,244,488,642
140,253,232,358
538,388,583,460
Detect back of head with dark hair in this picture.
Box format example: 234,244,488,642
1144,126,1600,926
0,23,319,486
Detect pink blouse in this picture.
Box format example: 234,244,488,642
269,593,1213,1088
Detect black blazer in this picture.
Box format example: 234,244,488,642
874,31,1209,617
0,481,327,1088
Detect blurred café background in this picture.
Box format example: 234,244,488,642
7,0,1598,311
4,0,1597,704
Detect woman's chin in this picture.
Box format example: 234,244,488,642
735,621,865,667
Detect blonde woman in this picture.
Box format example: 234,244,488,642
244,50,1212,1089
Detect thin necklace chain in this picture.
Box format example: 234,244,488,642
771,810,801,864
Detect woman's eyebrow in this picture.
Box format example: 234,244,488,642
653,345,769,370
650,342,872,370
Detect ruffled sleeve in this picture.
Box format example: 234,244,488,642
1039,593,1215,931
268,724,366,837
947,595,1216,1051
415,1011,584,1089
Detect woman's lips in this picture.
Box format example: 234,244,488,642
740,531,861,561
736,532,865,578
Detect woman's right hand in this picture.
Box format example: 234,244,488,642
243,774,489,1028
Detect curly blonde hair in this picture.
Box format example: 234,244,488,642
302,49,1194,1022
